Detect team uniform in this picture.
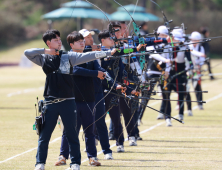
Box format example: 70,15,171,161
164,41,193,124
24,48,112,169
138,45,171,121
102,47,137,150
186,32,205,113
24,21,212,170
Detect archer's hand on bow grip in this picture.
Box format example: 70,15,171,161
45,49,59,56
137,44,146,52
110,48,128,56
131,90,140,96
111,48,117,56
135,91,140,96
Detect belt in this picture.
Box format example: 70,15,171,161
43,98,66,106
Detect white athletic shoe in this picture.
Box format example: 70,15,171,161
175,104,179,110
138,119,141,126
104,153,113,160
187,110,193,116
198,105,204,110
117,145,125,152
71,164,80,170
157,113,164,120
166,118,172,127
179,114,184,121
129,136,137,146
34,164,45,170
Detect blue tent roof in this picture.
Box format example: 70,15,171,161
117,4,146,12
111,11,160,22
111,4,161,22
61,1,92,8
42,7,111,20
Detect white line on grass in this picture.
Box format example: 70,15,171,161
78,122,171,164
1,92,222,165
208,72,222,76
80,92,222,164
7,87,44,97
0,136,59,164
0,120,108,164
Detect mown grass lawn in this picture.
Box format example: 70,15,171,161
0,54,222,169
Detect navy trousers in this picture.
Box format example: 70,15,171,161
138,75,159,120
110,108,139,137
94,93,112,154
36,99,81,166
165,73,187,119
186,81,203,110
120,97,136,137
159,83,169,116
105,93,124,146
133,103,140,137
105,93,136,146
60,101,97,159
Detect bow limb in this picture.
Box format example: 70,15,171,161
78,1,121,111
84,0,119,43
113,0,146,71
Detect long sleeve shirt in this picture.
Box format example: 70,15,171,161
170,46,193,73
82,46,118,93
101,50,133,94
72,61,96,102
24,48,111,67
146,45,171,76
189,44,205,66
73,60,117,94
24,48,112,98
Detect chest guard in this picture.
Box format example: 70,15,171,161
42,51,75,98
43,51,72,75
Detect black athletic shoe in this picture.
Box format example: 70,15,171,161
135,134,142,140
109,133,115,140
137,136,143,140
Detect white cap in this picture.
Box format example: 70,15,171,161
172,28,183,35
157,26,168,35
172,30,185,42
79,29,94,37
190,31,202,40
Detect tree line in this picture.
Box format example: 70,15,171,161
1,0,222,54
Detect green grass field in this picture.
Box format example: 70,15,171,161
0,55,222,169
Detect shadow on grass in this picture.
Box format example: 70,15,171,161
81,164,165,168
109,159,222,163
140,140,221,143
0,107,32,110
173,125,222,128
123,151,191,154
135,145,221,149
180,120,222,122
